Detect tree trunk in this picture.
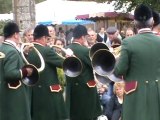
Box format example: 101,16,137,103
12,0,36,31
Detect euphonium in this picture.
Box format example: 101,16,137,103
51,45,83,77
20,43,45,86
0,52,5,59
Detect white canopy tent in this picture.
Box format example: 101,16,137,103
35,0,131,24
36,0,98,24
0,0,133,25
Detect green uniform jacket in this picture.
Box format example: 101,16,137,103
114,32,160,120
27,43,68,120
0,42,31,120
65,43,102,120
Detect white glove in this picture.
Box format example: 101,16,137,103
62,48,74,56
97,115,108,120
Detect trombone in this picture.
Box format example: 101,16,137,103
0,52,5,59
51,45,83,77
20,43,45,86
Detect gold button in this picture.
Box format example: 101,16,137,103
155,80,159,82
145,81,148,83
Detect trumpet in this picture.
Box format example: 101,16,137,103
51,45,83,77
20,43,45,86
0,52,5,59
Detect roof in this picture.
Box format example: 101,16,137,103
76,12,134,21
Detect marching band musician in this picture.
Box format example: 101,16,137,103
114,4,160,120
26,24,69,120
65,25,102,120
0,22,33,120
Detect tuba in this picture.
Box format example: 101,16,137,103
51,45,83,77
0,52,5,59
90,42,122,83
20,43,45,86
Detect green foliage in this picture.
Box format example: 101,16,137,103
94,0,160,12
0,19,12,35
0,0,46,14
35,0,45,3
57,68,66,91
0,0,12,13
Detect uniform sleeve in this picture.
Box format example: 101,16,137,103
4,50,22,82
114,40,130,77
45,47,64,68
80,47,92,67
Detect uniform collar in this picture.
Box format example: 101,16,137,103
72,41,82,46
138,28,153,34
32,41,46,46
5,40,17,47
4,40,20,52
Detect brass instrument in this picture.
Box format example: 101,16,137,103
20,43,45,86
92,49,116,76
51,45,83,77
63,56,82,77
89,42,109,59
90,42,122,83
94,72,111,84
0,52,5,59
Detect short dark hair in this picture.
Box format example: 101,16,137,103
3,22,20,38
33,24,50,40
73,25,88,39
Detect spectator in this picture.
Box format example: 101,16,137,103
97,27,107,43
23,27,34,43
66,28,73,45
87,29,97,48
152,10,160,36
106,26,119,49
125,28,135,38
47,25,56,46
105,82,125,120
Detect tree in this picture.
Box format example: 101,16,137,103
12,0,37,30
70,0,160,12
0,0,12,13
0,0,45,14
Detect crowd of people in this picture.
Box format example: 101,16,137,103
0,3,160,120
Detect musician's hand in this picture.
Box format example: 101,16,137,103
65,48,74,57
26,67,33,76
23,43,34,55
